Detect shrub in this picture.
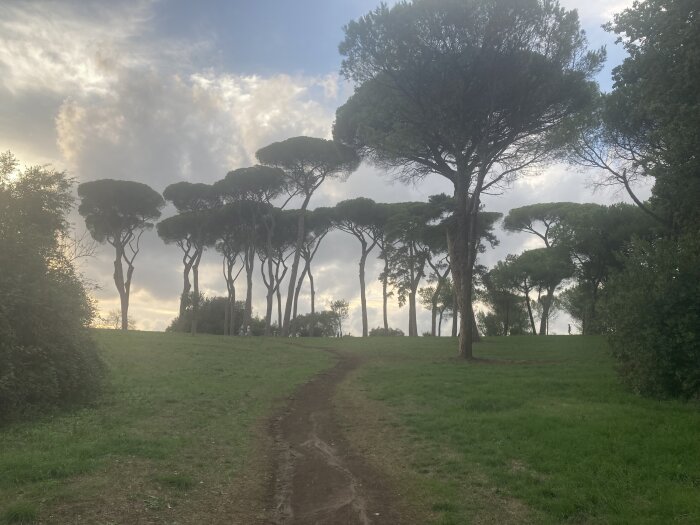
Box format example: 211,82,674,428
0,153,104,421
607,234,700,399
289,311,339,337
369,327,405,336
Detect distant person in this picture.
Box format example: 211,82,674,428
246,325,252,336
568,324,572,335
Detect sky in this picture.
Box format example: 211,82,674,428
0,0,649,335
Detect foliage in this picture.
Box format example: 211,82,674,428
328,299,350,335
606,234,700,399
0,153,104,420
477,270,529,336
78,179,164,244
166,296,246,336
78,178,164,330
335,0,602,357
368,327,405,337
289,311,339,337
605,0,700,230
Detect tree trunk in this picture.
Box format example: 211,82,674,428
224,297,230,336
277,285,283,332
191,265,199,335
309,267,315,314
264,284,274,335
113,246,128,330
191,249,202,336
229,285,236,337
359,244,369,337
408,291,417,336
538,287,555,336
438,309,443,336
382,256,389,330
452,178,474,358
431,302,437,336
180,261,192,323
282,195,311,335
525,292,537,335
293,261,309,320
244,247,254,331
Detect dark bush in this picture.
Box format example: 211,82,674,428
0,153,104,420
369,327,405,336
290,311,339,337
607,234,700,399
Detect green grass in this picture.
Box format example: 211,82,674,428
2,331,698,523
0,330,332,523
329,335,700,524
1,502,37,524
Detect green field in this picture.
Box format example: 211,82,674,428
1,331,699,524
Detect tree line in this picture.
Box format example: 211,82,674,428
2,0,698,420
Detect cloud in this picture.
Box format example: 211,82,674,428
0,1,155,96
55,68,345,190
1,0,649,337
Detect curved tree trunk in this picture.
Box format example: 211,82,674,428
244,247,254,331
180,262,192,323
282,195,311,335
382,256,389,330
309,267,315,314
191,249,203,336
292,261,309,320
113,246,128,331
359,244,369,337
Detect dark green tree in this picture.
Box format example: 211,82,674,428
383,202,434,336
329,299,350,336
214,167,287,331
257,208,297,331
78,179,164,330
335,0,601,357
293,206,334,318
478,268,529,336
159,181,218,335
256,137,360,335
558,203,653,334
1,153,104,418
332,198,386,336
606,234,700,399
157,210,213,335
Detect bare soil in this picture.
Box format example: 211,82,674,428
268,348,406,525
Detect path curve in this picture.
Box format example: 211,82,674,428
268,346,403,525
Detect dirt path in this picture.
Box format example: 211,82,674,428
268,347,404,525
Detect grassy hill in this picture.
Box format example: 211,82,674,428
1,331,698,524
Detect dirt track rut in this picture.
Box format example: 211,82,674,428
269,348,404,525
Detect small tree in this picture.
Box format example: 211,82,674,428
329,299,350,336
293,207,334,318
257,137,360,335
332,198,385,336
78,179,164,330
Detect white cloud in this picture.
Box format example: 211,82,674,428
1,0,649,336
